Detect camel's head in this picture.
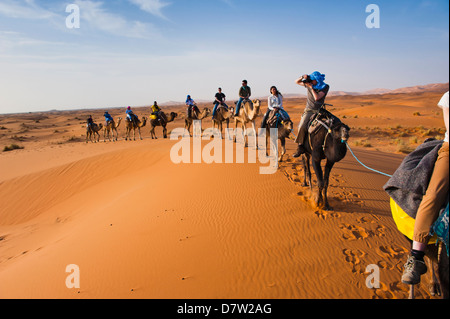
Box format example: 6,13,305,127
332,123,350,143
204,108,211,116
282,119,294,131
170,112,178,119
252,99,261,108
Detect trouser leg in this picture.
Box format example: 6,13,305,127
413,142,449,244
261,110,270,129
235,98,244,116
295,111,315,145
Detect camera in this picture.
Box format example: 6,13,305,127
301,75,313,84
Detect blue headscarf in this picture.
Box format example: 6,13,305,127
309,71,327,90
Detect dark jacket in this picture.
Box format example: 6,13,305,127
383,139,444,219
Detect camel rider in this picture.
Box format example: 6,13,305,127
186,95,199,118
87,115,94,130
402,91,449,285
261,86,290,129
235,80,251,116
151,101,165,125
104,111,114,126
126,106,138,126
292,71,330,157
212,88,229,120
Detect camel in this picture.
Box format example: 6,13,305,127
125,117,147,141
300,110,350,211
264,111,295,163
149,112,178,139
104,117,122,142
185,107,211,136
86,123,103,143
234,99,261,147
212,106,235,138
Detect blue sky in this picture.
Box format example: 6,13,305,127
0,0,448,113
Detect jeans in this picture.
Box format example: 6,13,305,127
213,103,229,118
235,98,245,116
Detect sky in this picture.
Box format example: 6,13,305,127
0,0,449,113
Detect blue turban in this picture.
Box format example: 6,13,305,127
309,71,327,90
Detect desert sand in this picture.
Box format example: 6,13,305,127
0,88,447,299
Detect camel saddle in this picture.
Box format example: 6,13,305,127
308,108,341,136
267,109,290,127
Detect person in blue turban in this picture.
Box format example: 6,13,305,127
293,71,331,157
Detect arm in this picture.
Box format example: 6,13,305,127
444,106,449,136
305,83,326,101
295,74,308,87
268,97,273,111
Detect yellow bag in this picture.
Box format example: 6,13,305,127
390,198,437,244
150,114,158,120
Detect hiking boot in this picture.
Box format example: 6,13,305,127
292,144,305,158
402,255,427,285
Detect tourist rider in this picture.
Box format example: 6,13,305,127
261,86,290,129
235,80,251,117
186,95,199,118
402,91,449,285
151,101,165,124
126,106,138,126
104,111,114,126
87,115,94,130
292,71,330,157
212,88,229,120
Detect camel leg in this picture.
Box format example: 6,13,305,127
138,128,143,140
302,154,312,189
322,159,335,211
251,121,257,150
163,126,167,139
279,138,286,163
312,158,324,207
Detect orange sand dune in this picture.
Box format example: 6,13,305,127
0,137,435,299
0,89,447,299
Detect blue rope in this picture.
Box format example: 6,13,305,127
345,141,393,178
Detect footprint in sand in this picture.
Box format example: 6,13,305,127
339,223,370,241
343,249,366,274
315,211,341,220
375,245,409,260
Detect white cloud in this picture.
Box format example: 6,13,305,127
74,0,161,39
0,0,55,19
128,0,171,20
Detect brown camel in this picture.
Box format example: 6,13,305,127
150,112,178,139
234,99,261,147
86,123,103,143
212,106,235,138
125,117,147,141
104,117,122,142
185,107,211,136
264,111,295,163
